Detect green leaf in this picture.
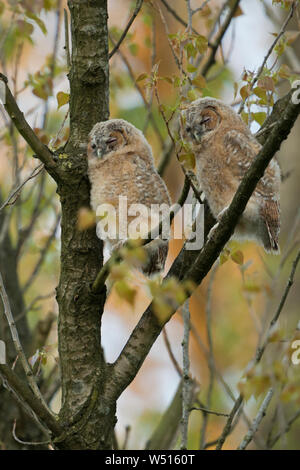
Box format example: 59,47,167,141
195,35,208,54
252,112,267,125
136,73,148,82
179,152,195,170
220,248,231,265
115,280,137,305
57,91,69,109
26,11,47,35
231,250,244,265
129,43,139,56
257,77,275,92
278,64,292,79
192,75,206,89
240,84,251,101
187,63,197,73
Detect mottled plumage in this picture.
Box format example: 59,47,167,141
87,119,171,274
180,97,281,253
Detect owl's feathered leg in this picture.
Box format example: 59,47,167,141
142,239,169,276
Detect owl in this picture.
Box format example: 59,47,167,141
180,97,280,253
87,118,171,274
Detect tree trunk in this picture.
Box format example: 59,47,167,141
54,0,115,449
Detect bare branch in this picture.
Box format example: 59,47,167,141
0,74,56,169
190,407,229,417
0,163,44,212
0,271,53,416
200,0,241,77
12,420,51,447
237,388,274,450
22,215,60,293
0,364,61,437
268,409,300,448
180,300,191,450
109,0,144,59
239,1,297,114
215,395,243,450
64,8,71,69
255,249,300,364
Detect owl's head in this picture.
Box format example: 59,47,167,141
180,97,242,145
87,119,152,162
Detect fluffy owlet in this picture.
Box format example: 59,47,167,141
87,118,171,274
180,97,280,253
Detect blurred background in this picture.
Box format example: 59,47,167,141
0,0,299,450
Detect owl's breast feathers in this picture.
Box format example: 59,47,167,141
88,151,170,211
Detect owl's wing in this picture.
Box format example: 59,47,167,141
223,129,261,178
224,130,280,252
260,199,280,252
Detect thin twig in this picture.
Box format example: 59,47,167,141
180,299,191,450
215,249,300,450
108,33,165,148
238,1,296,114
268,409,300,448
109,0,144,59
12,420,51,447
64,8,71,69
200,263,218,449
22,215,60,293
215,395,243,450
122,425,131,450
190,406,229,417
0,271,54,416
0,164,44,212
200,0,241,77
162,327,182,377
255,249,300,365
237,388,274,450
0,74,55,169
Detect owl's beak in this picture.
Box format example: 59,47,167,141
97,148,103,158
193,128,203,142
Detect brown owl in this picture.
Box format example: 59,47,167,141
87,119,171,274
180,97,280,253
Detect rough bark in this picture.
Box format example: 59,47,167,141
54,0,114,449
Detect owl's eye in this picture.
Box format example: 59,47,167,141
186,126,191,133
106,137,117,145
91,143,97,150
201,116,211,125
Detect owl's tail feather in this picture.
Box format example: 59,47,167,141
142,239,169,276
264,221,280,255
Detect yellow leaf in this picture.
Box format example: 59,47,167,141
114,280,137,305
77,207,96,231
231,250,244,265
179,152,195,170
57,91,70,109
240,84,251,101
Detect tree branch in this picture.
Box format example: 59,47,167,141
237,388,274,450
0,363,61,437
0,74,56,169
109,0,143,59
200,0,241,77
